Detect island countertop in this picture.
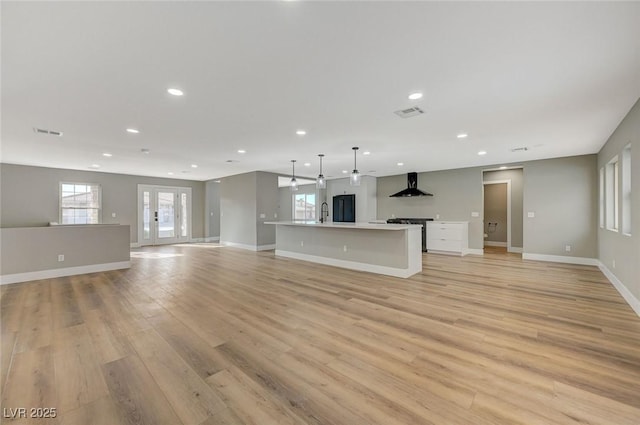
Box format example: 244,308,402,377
265,221,423,231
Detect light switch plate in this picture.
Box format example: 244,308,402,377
471,212,479,217
527,212,535,218
259,213,266,219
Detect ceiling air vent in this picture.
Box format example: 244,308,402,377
33,127,63,136
394,107,424,119
511,147,529,152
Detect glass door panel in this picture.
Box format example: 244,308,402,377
157,191,176,239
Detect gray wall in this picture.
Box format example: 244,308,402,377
278,183,317,222
0,164,205,243
484,168,524,248
523,155,597,258
219,171,257,246
327,175,377,222
483,183,508,243
377,167,484,250
1,224,130,276
205,180,220,238
597,98,639,302
256,171,279,246
219,171,279,248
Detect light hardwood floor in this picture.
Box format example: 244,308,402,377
1,244,639,424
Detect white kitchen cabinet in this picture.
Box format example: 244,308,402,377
427,221,469,256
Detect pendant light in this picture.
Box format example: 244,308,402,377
316,154,326,189
350,147,361,186
290,160,298,191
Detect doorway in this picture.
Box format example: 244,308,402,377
138,185,192,246
483,181,510,252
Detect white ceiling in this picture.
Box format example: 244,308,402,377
2,1,639,181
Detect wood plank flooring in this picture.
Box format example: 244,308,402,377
1,244,639,424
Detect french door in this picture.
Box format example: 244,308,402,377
138,185,192,246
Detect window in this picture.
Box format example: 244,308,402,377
599,167,604,228
293,193,316,220
622,144,631,235
60,182,101,224
605,157,619,231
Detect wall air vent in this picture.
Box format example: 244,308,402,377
225,159,238,163
33,127,62,137
394,107,424,119
33,127,63,136
511,147,529,152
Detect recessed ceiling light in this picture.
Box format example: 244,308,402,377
191,164,198,168
167,88,184,96
102,153,112,157
478,151,487,156
141,148,150,154
168,172,174,175
397,162,404,166
90,164,100,168
499,166,508,169
296,130,307,136
237,149,246,154
363,151,371,155
126,128,139,134
304,162,311,167
457,133,468,139
342,170,348,174
408,92,423,100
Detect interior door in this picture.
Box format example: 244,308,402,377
138,185,191,246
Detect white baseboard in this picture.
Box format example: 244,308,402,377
205,236,220,242
190,237,205,243
508,247,523,253
130,242,141,248
598,262,640,317
0,261,131,285
275,250,420,279
522,253,599,266
466,248,484,256
484,241,507,247
220,241,275,251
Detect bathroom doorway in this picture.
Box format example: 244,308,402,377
482,168,524,254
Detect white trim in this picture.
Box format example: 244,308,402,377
1,261,131,285
205,236,220,242
522,253,599,266
598,262,640,317
190,238,205,243
220,241,258,251
484,241,507,247
257,244,276,251
508,247,523,253
466,248,484,256
274,250,419,279
130,242,141,248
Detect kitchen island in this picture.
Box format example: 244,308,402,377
265,221,423,278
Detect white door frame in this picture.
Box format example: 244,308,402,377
137,184,192,246
482,179,512,252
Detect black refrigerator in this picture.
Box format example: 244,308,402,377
333,194,356,222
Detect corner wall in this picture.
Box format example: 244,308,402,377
597,98,640,310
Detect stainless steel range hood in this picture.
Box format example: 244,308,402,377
390,172,433,197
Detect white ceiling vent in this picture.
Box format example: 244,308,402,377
33,127,63,136
511,146,529,152
394,107,424,119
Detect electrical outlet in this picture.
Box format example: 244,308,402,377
436,214,440,219
210,212,214,216
612,260,616,269
259,213,266,219
343,245,347,252
58,254,64,262
391,214,396,219
274,213,278,218
565,245,571,252
111,212,116,218
471,211,480,217
300,240,304,247
527,212,535,218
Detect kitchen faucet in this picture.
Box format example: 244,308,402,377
319,202,329,223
